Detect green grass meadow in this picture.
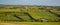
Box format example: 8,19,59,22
0,22,60,25
0,5,60,25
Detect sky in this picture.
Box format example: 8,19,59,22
0,0,60,6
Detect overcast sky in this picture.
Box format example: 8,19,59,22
0,0,60,6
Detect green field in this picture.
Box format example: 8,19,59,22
0,22,60,25
11,22,60,25
0,8,60,21
0,5,60,25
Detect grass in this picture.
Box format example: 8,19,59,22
0,22,60,25
28,9,59,19
0,6,60,25
0,8,59,21
14,22,60,25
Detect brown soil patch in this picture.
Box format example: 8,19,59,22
0,23,29,25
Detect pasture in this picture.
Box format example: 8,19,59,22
0,5,60,25
0,22,60,25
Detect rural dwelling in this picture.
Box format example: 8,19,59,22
39,18,48,22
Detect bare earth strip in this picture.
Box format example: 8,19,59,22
0,23,29,25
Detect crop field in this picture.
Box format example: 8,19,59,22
0,5,60,25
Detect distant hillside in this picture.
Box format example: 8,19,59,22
0,5,60,22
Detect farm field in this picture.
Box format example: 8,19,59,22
0,5,60,25
0,9,59,21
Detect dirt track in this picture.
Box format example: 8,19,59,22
0,23,29,25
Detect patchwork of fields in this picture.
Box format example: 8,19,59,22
0,5,60,25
